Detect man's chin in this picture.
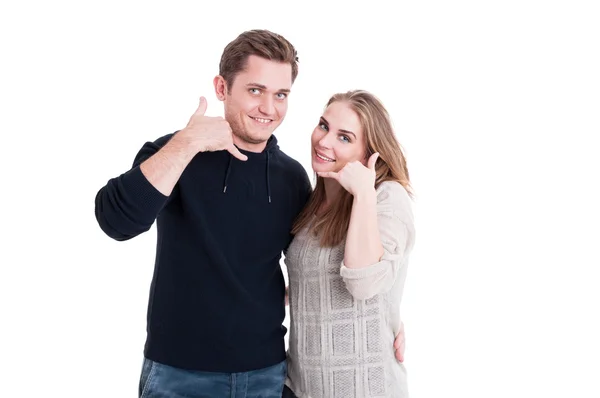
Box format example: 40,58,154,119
232,133,271,150
239,130,272,145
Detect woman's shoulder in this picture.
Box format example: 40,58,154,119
375,181,414,223
376,181,411,204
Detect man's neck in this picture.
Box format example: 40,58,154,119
233,135,268,153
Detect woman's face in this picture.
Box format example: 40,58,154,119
311,101,367,174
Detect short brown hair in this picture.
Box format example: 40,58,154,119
219,29,299,90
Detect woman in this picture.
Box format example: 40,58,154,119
284,90,415,397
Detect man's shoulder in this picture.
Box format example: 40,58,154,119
137,132,177,153
153,132,177,147
274,149,309,178
131,132,178,167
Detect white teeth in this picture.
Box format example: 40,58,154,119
252,117,271,124
316,153,335,162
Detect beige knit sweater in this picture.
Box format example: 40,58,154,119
285,181,415,398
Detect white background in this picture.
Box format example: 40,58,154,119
1,0,599,397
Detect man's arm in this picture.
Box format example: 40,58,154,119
94,135,174,241
139,134,198,196
94,96,247,241
394,321,406,362
141,96,247,196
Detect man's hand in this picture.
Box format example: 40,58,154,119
176,96,247,161
285,286,289,306
394,321,406,362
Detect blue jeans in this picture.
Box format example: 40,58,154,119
138,357,287,398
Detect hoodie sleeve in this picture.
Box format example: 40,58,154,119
94,134,173,241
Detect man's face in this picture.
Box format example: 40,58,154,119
214,55,292,152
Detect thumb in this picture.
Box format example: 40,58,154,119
194,96,208,116
367,152,380,170
227,144,248,161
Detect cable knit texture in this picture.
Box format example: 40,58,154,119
285,181,415,398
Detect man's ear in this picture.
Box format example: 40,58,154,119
213,75,227,101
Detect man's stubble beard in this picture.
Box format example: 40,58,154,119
230,117,271,146
234,129,267,145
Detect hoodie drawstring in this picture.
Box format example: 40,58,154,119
223,155,233,193
222,152,272,204
266,151,272,203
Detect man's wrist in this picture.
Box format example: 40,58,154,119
163,134,198,166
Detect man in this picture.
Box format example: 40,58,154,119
95,29,405,397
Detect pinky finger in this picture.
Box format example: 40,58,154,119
317,171,338,180
228,145,248,161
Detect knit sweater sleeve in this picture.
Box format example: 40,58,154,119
94,134,173,241
339,181,415,300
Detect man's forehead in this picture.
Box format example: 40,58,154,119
235,56,292,90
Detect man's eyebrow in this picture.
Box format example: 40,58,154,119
246,83,267,89
246,83,291,93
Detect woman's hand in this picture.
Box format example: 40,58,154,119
317,153,379,196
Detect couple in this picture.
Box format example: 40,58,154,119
95,29,414,398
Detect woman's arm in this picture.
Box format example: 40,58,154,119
340,182,413,300
343,188,384,269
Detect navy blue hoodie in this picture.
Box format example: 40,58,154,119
95,133,311,372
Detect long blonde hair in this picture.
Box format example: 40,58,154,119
292,90,412,247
